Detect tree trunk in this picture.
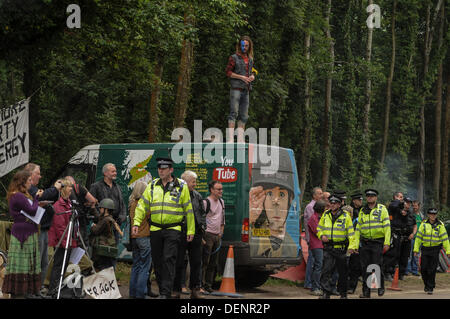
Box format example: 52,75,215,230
418,0,443,204
299,31,311,206
358,0,373,188
148,52,164,143
173,8,194,130
380,0,396,167
321,0,334,190
441,72,450,206
433,4,444,206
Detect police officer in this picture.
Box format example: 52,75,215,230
132,157,195,299
413,208,450,295
347,192,363,294
354,189,391,298
317,194,357,299
385,197,416,280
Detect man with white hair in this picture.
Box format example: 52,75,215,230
89,163,126,269
173,170,206,299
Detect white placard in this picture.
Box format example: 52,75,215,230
0,99,29,178
83,267,121,299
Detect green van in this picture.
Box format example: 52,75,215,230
62,143,302,287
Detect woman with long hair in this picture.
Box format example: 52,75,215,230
2,169,43,298
128,181,154,299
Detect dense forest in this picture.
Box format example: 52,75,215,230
0,0,449,216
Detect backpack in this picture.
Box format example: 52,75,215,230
204,198,225,225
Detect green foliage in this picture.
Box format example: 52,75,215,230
0,0,448,212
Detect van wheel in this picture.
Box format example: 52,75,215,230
235,269,270,288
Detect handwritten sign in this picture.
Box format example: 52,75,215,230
83,267,121,299
0,99,29,177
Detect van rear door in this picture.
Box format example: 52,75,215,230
248,145,301,259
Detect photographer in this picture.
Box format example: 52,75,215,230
66,176,98,248
47,178,77,298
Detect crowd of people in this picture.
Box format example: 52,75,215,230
2,158,450,300
1,158,226,299
303,187,450,299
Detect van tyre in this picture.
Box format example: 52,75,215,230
235,269,270,288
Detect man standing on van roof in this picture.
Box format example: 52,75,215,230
225,35,256,143
132,157,195,299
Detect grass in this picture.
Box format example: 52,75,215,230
115,262,132,284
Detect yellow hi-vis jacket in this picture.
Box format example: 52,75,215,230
413,219,450,254
317,209,357,250
354,203,391,247
133,177,195,235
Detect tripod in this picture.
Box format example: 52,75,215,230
49,203,95,299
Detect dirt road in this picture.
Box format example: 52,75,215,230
117,272,450,299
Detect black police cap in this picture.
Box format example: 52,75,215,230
329,195,341,203
333,189,346,199
156,157,173,168
365,188,379,196
427,208,438,214
351,192,363,200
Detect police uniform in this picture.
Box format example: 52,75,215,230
354,189,391,298
317,195,357,299
347,192,363,294
133,157,195,299
413,208,450,294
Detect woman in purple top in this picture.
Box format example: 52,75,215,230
2,169,43,298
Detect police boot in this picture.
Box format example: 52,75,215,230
190,288,204,299
147,278,159,298
319,292,330,299
377,288,385,297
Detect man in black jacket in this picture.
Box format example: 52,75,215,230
173,170,206,299
24,163,62,297
89,163,126,269
386,197,416,280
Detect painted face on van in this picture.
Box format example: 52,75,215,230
264,186,290,238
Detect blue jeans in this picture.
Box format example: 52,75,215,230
406,238,419,275
310,248,323,291
228,89,249,124
129,237,152,298
38,230,49,286
304,244,315,288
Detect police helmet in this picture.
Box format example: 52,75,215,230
98,198,115,210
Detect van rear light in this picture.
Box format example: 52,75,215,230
241,218,249,242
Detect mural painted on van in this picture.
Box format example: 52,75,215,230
249,147,300,258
